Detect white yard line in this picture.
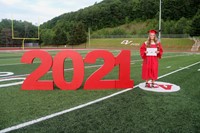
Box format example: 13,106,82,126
0,61,200,133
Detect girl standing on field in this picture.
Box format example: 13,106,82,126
140,30,163,88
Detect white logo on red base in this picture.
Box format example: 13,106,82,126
139,81,180,92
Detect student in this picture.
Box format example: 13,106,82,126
140,30,163,88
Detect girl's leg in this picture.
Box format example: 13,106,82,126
151,80,155,88
145,80,149,87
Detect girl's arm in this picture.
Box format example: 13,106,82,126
157,42,163,59
140,43,147,59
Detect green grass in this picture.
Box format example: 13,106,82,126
88,38,194,51
0,49,200,132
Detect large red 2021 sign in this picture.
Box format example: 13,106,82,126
21,50,134,90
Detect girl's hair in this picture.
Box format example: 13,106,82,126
146,35,159,47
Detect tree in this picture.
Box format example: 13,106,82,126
68,22,87,45
1,28,13,47
53,21,68,46
53,27,67,46
175,17,191,34
137,0,159,20
40,29,54,45
190,11,200,36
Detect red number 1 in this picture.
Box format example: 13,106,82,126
115,50,134,88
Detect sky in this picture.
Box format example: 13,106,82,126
0,0,103,25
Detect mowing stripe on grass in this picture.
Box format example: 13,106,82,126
0,65,103,80
0,52,191,67
0,61,200,133
0,54,193,80
0,50,121,66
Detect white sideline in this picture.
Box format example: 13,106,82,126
0,61,200,133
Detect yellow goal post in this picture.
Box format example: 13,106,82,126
11,19,40,50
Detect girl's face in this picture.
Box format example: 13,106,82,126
149,33,155,40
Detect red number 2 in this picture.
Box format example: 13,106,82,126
84,50,116,89
21,50,53,90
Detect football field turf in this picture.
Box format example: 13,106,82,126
0,49,200,132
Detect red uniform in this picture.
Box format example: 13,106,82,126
140,42,163,80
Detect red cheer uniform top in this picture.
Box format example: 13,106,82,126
140,42,163,80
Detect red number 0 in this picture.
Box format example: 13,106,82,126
21,50,134,90
53,50,84,90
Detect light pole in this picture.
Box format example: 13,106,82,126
159,0,162,42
